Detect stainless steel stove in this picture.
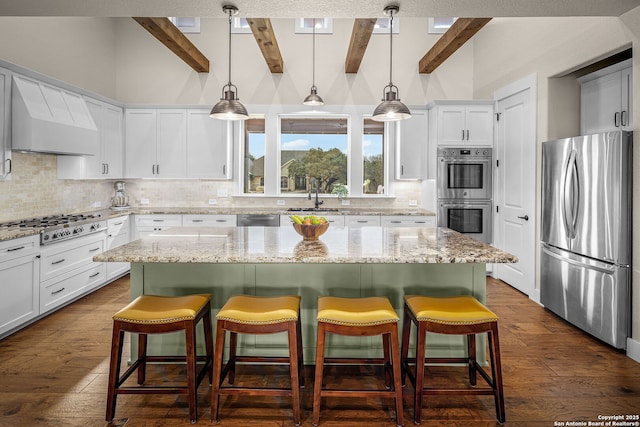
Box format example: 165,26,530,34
0,213,107,245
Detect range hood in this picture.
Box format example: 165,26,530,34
11,74,98,155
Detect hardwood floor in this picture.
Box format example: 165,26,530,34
1,275,639,426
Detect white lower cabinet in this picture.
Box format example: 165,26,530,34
381,215,435,227
183,214,236,227
0,236,40,337
107,216,131,280
135,214,182,238
345,215,381,227
39,232,106,314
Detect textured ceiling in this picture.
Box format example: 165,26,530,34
0,0,639,17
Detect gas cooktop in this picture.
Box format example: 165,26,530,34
0,213,107,245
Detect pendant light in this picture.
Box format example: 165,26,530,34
210,4,249,120
372,5,411,122
303,18,324,106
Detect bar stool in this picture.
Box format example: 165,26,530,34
211,295,304,425
312,296,404,427
106,293,214,424
400,295,505,425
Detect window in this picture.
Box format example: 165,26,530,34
279,116,348,194
231,17,252,33
295,18,333,34
428,17,457,34
169,17,201,33
363,119,385,194
373,17,400,34
243,117,266,193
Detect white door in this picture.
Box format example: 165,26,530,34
493,75,536,298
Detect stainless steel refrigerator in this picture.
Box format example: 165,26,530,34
540,130,632,349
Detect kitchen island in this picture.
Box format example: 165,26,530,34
95,225,516,362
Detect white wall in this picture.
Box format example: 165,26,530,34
470,11,640,347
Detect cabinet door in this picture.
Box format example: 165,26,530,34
125,109,157,178
0,255,39,337
102,104,124,178
621,67,632,131
187,110,231,179
81,98,105,178
580,71,622,135
0,66,11,181
156,109,187,178
437,106,465,146
465,105,494,146
396,110,427,179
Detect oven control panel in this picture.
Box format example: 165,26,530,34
437,147,491,158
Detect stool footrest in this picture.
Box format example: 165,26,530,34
115,386,191,395
321,357,387,365
422,388,497,396
320,389,398,398
218,387,295,397
233,356,294,364
404,356,473,365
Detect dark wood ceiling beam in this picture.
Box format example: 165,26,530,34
133,17,209,73
248,18,284,73
345,18,377,74
419,18,492,74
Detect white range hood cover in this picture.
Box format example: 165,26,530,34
11,74,98,155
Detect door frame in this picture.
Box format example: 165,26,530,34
492,73,539,302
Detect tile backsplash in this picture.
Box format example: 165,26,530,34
1,152,424,223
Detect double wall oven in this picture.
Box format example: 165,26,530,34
437,147,493,243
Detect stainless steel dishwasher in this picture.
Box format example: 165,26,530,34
236,214,280,227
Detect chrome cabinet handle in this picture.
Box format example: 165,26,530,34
7,246,25,252
51,259,65,265
89,247,100,252
462,129,465,140
113,221,123,226
223,165,226,175
621,110,627,127
466,129,469,140
89,272,100,278
51,287,65,295
614,112,620,127
517,215,529,221
5,158,11,173
191,219,204,223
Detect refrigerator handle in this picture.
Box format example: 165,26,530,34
563,150,578,239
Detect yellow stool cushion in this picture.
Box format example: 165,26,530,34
113,294,210,324
317,296,399,326
217,295,301,324
404,295,498,325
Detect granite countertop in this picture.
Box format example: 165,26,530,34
94,225,517,264
126,207,435,216
0,228,42,242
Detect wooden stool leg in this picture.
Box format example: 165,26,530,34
296,315,305,388
383,333,392,388
312,322,327,426
288,322,301,426
105,325,124,422
137,333,147,385
228,331,237,384
185,321,198,423
400,307,412,386
489,326,506,424
467,334,477,387
413,321,427,426
389,327,405,427
211,320,226,422
203,308,214,385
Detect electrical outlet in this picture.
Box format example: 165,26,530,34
140,198,149,205
217,189,228,197
208,199,217,205
93,201,102,208
277,200,285,206
341,200,350,206
408,200,418,206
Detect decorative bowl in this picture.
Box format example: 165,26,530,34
292,222,330,241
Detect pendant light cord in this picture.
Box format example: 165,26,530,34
312,18,316,88
227,10,233,86
388,10,394,86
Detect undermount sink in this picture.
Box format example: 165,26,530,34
286,207,340,212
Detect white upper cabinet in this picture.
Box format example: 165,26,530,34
186,109,232,179
0,66,11,181
429,101,494,147
579,63,632,135
58,97,124,179
396,109,427,180
125,108,187,178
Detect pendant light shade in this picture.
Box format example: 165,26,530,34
211,4,249,121
372,5,411,122
303,18,324,106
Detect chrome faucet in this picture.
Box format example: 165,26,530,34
308,177,324,209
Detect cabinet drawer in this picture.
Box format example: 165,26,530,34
345,216,381,227
135,214,182,227
107,216,130,237
0,235,39,263
40,263,105,314
40,234,105,282
381,216,435,227
182,214,236,227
